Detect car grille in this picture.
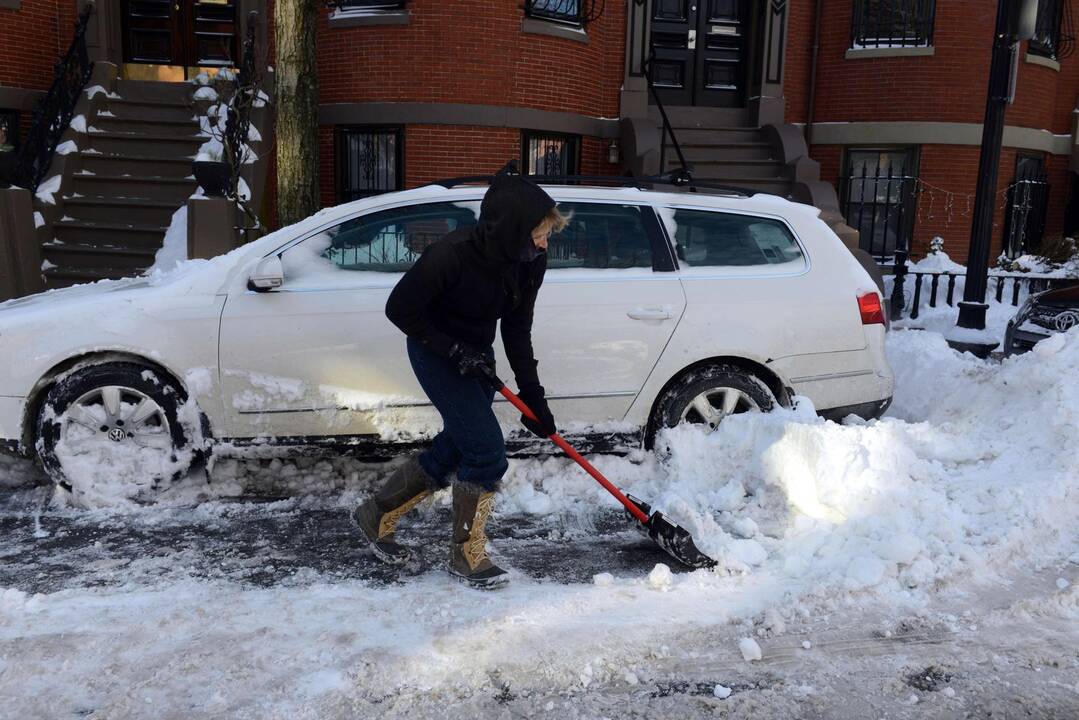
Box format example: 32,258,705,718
1028,305,1078,332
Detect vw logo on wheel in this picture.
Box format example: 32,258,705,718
1054,311,1079,332
107,428,127,442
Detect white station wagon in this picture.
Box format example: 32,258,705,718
0,182,893,500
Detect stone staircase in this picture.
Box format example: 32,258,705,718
657,107,794,197
42,79,203,288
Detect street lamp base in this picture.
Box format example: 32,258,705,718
948,301,999,358
956,301,989,330
946,338,999,359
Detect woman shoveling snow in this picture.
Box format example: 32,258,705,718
352,163,568,589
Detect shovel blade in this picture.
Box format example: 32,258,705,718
624,494,718,570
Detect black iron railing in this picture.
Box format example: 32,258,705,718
851,0,936,49
224,11,260,202
888,261,1070,321
10,4,94,192
526,0,604,25
641,49,693,187
1002,169,1050,259
840,163,918,264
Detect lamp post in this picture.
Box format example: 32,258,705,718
948,0,1037,358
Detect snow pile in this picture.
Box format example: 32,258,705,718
149,206,188,273
499,328,1079,606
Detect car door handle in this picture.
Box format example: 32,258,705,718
627,307,673,321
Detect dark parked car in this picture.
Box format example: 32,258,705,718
1004,283,1079,355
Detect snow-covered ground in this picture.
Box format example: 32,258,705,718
1,328,1077,718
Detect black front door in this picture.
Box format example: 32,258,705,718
649,0,750,107
122,0,238,69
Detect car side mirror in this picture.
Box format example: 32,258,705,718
247,255,284,292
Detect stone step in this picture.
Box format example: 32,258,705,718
663,126,764,144
115,79,194,104
71,173,196,203
59,195,180,225
664,157,787,179
674,142,775,161
103,97,199,123
53,219,167,249
83,131,204,158
42,266,141,289
91,116,204,137
684,175,793,197
77,152,195,179
42,242,157,272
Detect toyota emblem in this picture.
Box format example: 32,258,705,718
1054,311,1079,332
107,428,127,442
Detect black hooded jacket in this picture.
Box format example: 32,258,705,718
385,173,556,391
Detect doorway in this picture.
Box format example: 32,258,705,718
648,0,752,107
121,0,238,80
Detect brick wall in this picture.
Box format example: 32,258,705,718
796,1,1079,261
0,0,62,92
315,1,625,118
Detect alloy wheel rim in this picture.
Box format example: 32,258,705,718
60,385,173,454
679,387,759,430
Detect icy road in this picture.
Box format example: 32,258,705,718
1,329,1077,719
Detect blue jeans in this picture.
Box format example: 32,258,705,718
407,336,508,492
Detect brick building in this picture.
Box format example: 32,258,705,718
1,0,1077,287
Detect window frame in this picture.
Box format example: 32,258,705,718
524,0,583,26
335,125,404,204
840,146,920,263
653,204,810,278
542,199,675,273
521,130,581,177
850,0,936,49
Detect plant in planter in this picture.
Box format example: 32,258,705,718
192,146,231,197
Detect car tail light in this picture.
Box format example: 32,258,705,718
858,292,885,325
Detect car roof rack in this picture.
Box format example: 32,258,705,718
426,170,758,199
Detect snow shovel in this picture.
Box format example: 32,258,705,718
497,382,717,570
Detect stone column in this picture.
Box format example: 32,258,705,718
0,187,42,301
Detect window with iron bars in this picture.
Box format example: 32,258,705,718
1003,155,1050,259
526,0,582,25
336,126,403,203
840,148,920,264
334,0,407,10
1029,0,1076,60
522,131,580,177
850,0,936,49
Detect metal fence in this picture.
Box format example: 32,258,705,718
850,0,936,48
887,257,1071,321
840,163,918,264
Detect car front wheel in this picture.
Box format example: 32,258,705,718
648,364,777,448
36,362,200,505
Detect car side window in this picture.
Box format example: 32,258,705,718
547,202,654,270
658,207,806,271
282,201,481,284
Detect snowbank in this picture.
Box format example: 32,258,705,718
1,328,1076,712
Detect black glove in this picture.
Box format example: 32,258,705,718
448,342,497,383
518,384,556,438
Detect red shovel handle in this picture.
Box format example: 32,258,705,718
498,384,650,525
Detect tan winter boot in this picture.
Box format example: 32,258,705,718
352,456,434,565
448,483,508,589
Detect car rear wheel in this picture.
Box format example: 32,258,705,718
648,364,777,448
36,362,199,505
